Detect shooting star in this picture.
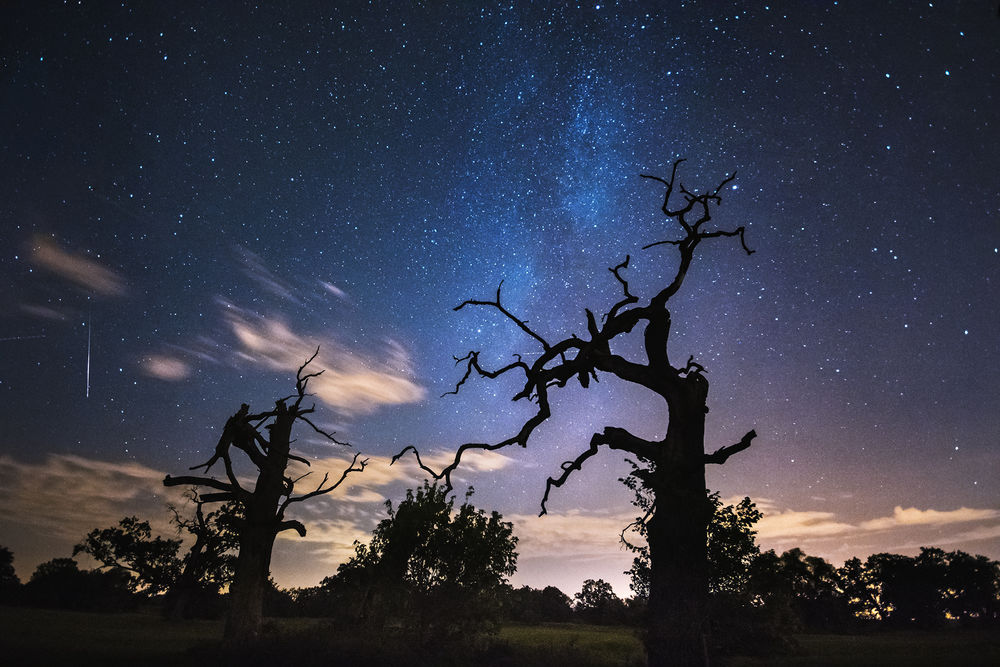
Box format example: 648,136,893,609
86,316,91,398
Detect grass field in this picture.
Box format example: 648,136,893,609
1,606,997,666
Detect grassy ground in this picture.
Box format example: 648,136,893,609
0,605,222,666
497,623,645,666
2,606,998,666
721,630,1000,667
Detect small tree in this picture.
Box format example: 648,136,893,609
73,516,182,596
163,350,366,646
575,578,626,625
332,481,518,641
0,546,20,603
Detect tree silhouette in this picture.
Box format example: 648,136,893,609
0,546,20,603
331,481,518,641
394,159,757,666
165,492,240,619
73,516,182,596
574,578,626,625
163,350,367,647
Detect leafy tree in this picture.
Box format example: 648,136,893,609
757,547,850,630
0,545,19,601
842,548,1000,627
940,550,1000,624
574,578,626,625
22,557,133,611
506,585,574,623
332,481,518,641
164,351,366,646
73,516,182,596
837,556,875,621
624,489,762,602
395,160,757,666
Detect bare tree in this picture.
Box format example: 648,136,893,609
164,350,367,646
394,159,757,666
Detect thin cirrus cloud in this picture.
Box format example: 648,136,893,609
858,506,1000,531
30,236,127,297
220,300,426,415
319,280,351,303
140,354,192,381
0,453,188,570
0,448,466,584
235,246,302,304
756,505,1000,541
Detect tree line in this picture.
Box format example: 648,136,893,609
3,486,997,648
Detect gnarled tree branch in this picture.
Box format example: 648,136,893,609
540,426,660,515
704,430,758,465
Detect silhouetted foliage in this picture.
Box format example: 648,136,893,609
394,159,757,666
505,584,574,623
22,557,134,611
838,548,1000,628
328,481,517,644
74,516,182,596
0,546,20,603
164,494,240,619
623,487,762,601
163,350,366,647
574,578,627,625
750,548,848,632
939,550,1000,625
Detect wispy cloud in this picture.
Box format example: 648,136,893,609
319,280,351,303
859,506,1000,531
220,301,426,415
754,502,1000,568
509,510,634,560
236,246,302,304
30,236,127,297
140,354,191,381
19,304,69,321
757,505,1000,543
0,451,425,585
0,454,184,544
757,510,856,539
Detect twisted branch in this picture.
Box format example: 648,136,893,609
704,430,758,465
455,281,552,351
540,427,658,515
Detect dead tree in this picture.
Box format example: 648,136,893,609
164,350,367,647
394,159,757,667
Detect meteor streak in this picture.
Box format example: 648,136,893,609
86,318,91,398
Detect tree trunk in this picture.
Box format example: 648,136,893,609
223,524,275,647
645,399,711,667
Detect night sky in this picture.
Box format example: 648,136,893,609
2,1,998,597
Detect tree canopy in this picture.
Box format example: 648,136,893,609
73,516,182,596
331,481,518,640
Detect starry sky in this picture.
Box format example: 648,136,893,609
1,1,998,597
